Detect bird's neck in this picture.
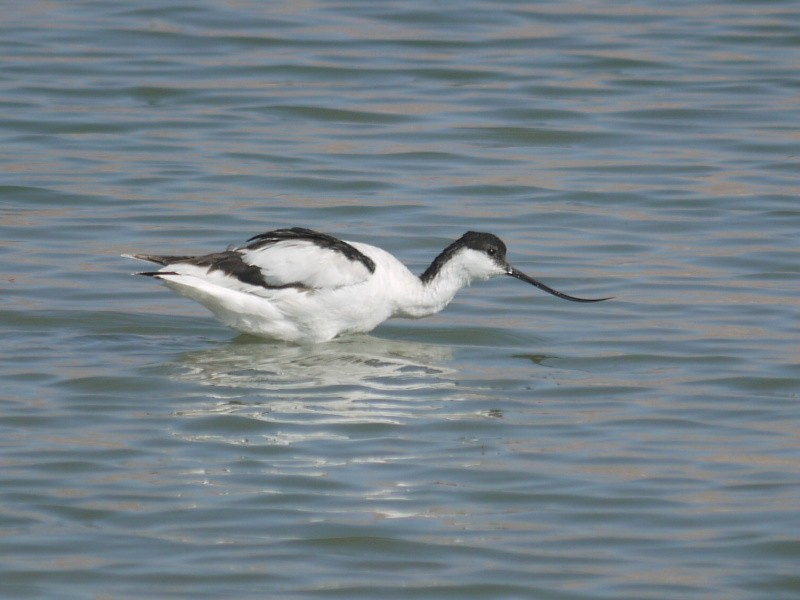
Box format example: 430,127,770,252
393,260,471,319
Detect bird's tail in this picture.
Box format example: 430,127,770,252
122,253,195,265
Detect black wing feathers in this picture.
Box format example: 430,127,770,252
246,227,375,273
132,228,373,290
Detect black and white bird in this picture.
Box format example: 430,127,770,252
125,227,609,343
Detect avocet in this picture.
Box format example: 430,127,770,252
125,227,609,343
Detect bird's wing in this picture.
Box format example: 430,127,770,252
237,228,376,290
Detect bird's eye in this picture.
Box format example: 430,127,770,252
487,247,496,256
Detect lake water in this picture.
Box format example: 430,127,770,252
2,1,799,598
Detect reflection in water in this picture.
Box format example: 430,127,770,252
179,335,455,389
172,335,459,439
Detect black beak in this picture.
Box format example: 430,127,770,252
506,267,611,303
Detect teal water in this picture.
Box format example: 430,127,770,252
2,1,799,598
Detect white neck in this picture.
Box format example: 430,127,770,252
393,260,474,319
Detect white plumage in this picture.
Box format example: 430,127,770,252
240,239,373,290
125,227,609,343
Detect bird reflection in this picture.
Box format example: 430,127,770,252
178,334,455,388
171,335,459,436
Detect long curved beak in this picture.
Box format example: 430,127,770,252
506,267,612,303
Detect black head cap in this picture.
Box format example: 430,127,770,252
458,231,507,262
420,231,508,283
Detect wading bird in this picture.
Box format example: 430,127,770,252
125,227,609,343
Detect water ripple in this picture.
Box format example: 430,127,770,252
2,0,799,597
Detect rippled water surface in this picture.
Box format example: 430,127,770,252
2,1,799,598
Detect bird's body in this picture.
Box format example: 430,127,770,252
126,227,608,343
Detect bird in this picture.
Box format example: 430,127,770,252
125,227,610,343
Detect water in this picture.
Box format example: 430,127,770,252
2,1,799,598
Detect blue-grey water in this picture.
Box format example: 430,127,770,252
2,1,799,598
